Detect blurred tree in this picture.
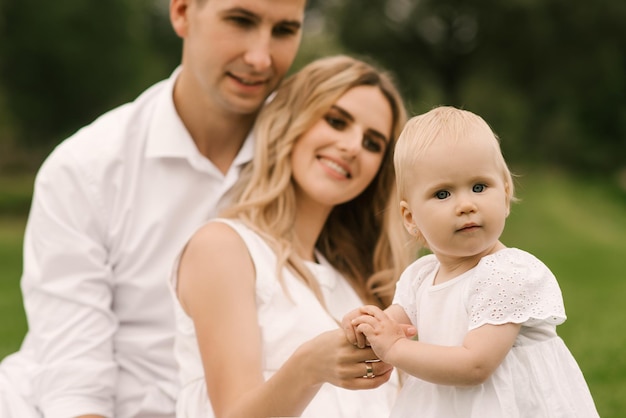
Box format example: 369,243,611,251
1,0,624,176
0,0,179,158
325,0,626,175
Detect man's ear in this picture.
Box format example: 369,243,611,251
400,201,419,237
170,0,191,38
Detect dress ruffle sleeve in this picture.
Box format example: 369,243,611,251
467,248,567,331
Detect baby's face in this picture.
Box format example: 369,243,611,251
400,135,510,260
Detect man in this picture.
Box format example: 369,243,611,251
0,0,306,417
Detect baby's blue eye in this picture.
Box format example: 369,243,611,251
473,184,486,193
435,190,449,199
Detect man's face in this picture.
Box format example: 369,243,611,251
172,0,305,116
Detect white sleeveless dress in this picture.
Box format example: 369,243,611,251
169,219,399,417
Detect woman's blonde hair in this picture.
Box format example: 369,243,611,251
223,55,412,308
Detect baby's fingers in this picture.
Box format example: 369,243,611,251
352,314,380,338
343,322,359,346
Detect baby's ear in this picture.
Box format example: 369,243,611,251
400,201,419,237
504,182,512,217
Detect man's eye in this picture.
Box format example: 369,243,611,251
273,25,298,37
435,190,450,199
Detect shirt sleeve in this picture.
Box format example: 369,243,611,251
21,145,116,418
467,249,567,331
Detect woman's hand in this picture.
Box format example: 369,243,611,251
297,328,394,390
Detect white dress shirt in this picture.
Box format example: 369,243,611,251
0,68,253,418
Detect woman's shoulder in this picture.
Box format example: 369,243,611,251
188,218,246,248
187,218,278,279
182,219,251,270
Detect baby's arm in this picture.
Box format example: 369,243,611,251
354,305,521,386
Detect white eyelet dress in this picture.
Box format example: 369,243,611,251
390,248,599,418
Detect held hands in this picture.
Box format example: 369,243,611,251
302,328,395,390
341,305,415,362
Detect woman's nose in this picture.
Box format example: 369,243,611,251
337,130,362,158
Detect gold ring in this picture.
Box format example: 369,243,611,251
363,362,375,379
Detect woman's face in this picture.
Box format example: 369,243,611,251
290,85,393,212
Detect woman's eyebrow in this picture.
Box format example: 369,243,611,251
369,130,389,144
330,105,390,144
331,105,354,121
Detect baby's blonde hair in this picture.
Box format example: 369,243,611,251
394,106,516,204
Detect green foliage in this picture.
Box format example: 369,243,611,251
0,174,34,215
1,0,624,176
326,0,626,174
0,0,179,153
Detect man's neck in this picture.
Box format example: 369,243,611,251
173,85,258,174
190,113,256,174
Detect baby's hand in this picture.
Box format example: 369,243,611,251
341,306,376,348
342,305,417,350
351,305,406,361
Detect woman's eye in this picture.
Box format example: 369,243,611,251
325,115,346,129
362,136,382,153
435,190,450,199
472,184,486,193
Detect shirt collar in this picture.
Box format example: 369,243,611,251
145,67,254,171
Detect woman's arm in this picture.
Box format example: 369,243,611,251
353,305,520,386
178,223,391,418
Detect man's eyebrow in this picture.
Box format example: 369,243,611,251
221,7,302,29
280,20,302,30
221,7,259,20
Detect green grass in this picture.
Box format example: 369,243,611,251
0,215,28,356
501,168,626,417
0,173,32,355
0,169,624,416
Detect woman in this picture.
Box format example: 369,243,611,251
171,55,415,417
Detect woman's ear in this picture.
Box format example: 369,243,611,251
400,201,419,237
